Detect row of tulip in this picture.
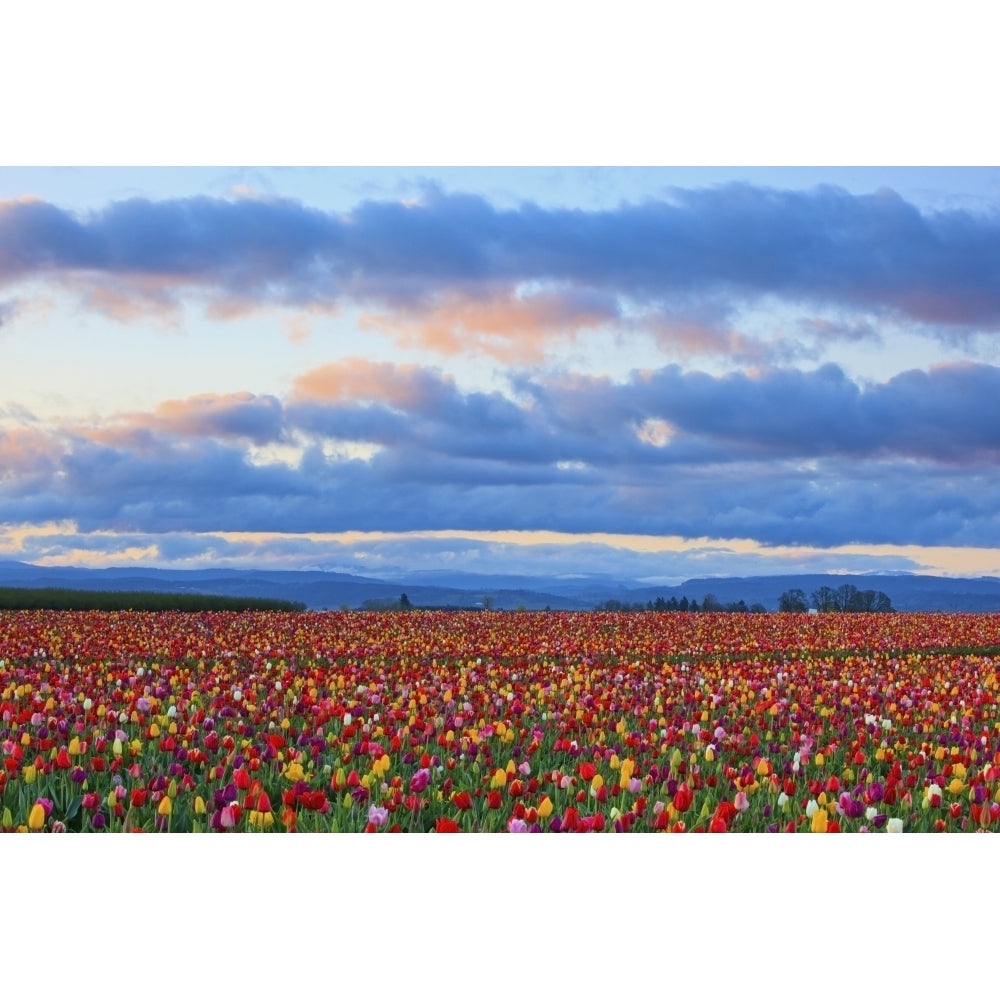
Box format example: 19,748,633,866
2,609,999,831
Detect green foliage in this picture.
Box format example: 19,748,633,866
810,583,893,613
0,587,305,612
778,588,809,612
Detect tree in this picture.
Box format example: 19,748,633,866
702,593,722,612
809,584,893,613
871,591,894,612
778,588,809,612
835,583,859,612
811,586,837,612
399,593,412,609
850,588,894,612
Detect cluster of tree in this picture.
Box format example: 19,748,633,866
0,587,306,612
361,594,414,611
362,594,503,612
595,594,768,613
778,584,893,613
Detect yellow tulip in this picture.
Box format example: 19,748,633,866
538,796,553,819
158,796,172,817
28,803,46,831
283,761,306,782
811,807,828,833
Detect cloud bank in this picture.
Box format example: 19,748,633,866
4,183,1000,360
1,358,999,551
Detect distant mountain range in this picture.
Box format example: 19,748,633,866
3,560,1000,612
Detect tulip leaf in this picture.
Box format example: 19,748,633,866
64,795,82,820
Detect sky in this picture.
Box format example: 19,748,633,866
3,3,1000,584
5,164,1000,581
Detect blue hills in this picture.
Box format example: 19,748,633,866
2,561,1000,611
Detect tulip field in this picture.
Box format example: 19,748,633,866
3,608,1000,833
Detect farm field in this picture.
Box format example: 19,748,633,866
3,609,1000,833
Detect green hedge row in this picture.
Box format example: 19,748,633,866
0,587,306,612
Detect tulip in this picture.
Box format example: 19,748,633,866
28,802,46,831
368,805,389,827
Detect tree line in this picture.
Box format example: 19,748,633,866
596,584,893,613
0,587,306,612
778,584,893,613
595,594,768,613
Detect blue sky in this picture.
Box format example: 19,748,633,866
5,165,1000,581
3,3,1000,584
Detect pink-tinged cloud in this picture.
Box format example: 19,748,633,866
646,315,811,365
9,357,1000,550
0,427,62,478
358,287,621,362
8,183,1000,355
290,357,454,413
70,392,285,448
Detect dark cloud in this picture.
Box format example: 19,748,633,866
6,358,1000,547
4,183,1000,332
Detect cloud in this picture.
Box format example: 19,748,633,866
6,357,1000,549
0,298,19,328
291,357,453,411
358,285,622,362
0,427,63,480
5,183,1000,356
9,521,1000,583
